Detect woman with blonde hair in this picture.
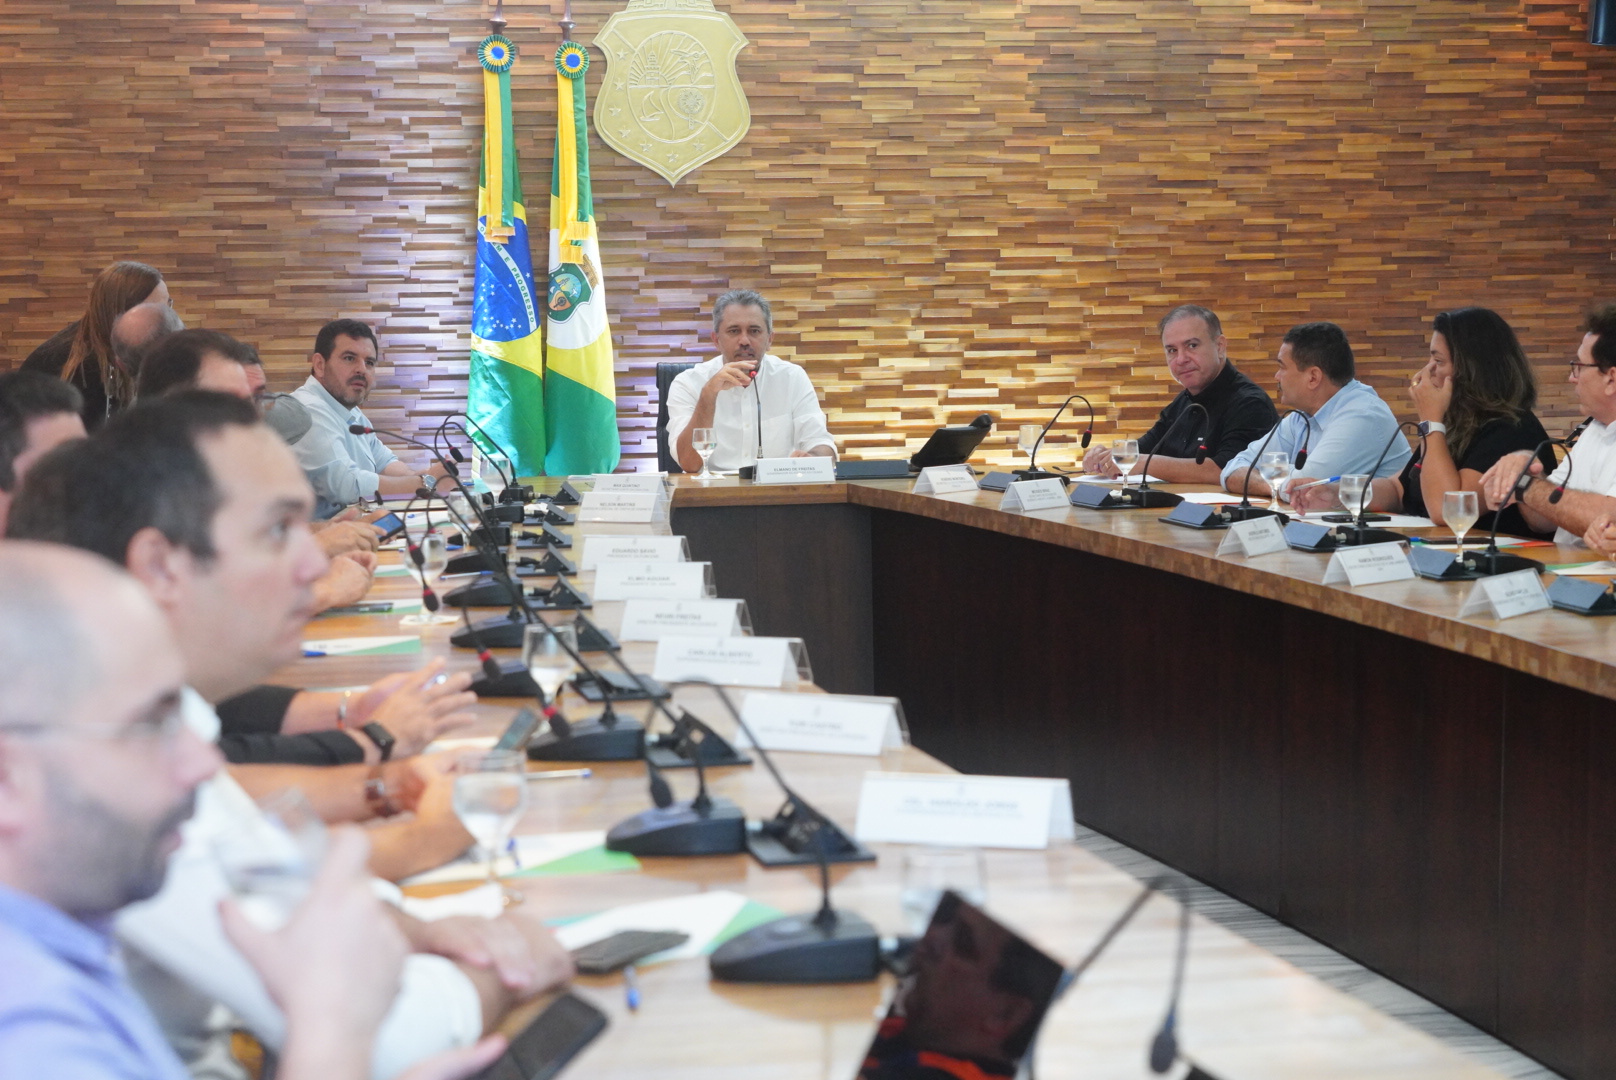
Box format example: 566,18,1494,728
21,260,170,428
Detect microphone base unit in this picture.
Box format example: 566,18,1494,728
1117,485,1184,509
526,505,577,527
487,503,526,524
575,669,668,701
1010,468,1067,485
1335,526,1411,548
605,797,747,856
1409,546,1488,581
1068,482,1128,509
1467,549,1547,577
527,717,646,761
708,909,881,983
451,614,530,650
1222,503,1287,524
1160,502,1230,530
977,471,1017,493
1548,575,1616,615
646,728,751,769
547,480,584,505
745,817,876,868
1283,521,1408,552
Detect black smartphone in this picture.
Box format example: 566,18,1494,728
1322,512,1391,523
493,707,542,753
570,930,690,975
472,991,608,1080
373,511,406,541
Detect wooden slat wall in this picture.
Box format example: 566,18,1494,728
2,0,1613,470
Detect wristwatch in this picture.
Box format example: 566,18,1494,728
419,473,438,492
363,766,402,818
1513,469,1537,499
361,721,396,761
1417,421,1447,438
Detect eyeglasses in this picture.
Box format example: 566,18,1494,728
1569,360,1601,374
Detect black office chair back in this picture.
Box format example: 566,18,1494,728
655,361,698,473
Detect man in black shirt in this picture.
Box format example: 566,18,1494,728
1083,304,1278,483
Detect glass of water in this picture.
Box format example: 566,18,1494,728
1257,451,1290,511
1112,439,1140,484
522,621,578,710
213,788,327,931
1018,424,1043,467
1338,474,1371,519
401,531,455,626
452,749,529,906
692,427,719,480
900,847,987,935
1443,490,1480,561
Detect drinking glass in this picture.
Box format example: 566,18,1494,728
691,427,719,481
1338,474,1371,519
213,789,327,931
1443,490,1480,561
1018,424,1043,468
1112,439,1140,484
400,531,455,626
523,621,578,708
452,750,529,906
1257,451,1290,511
480,452,512,493
900,847,987,934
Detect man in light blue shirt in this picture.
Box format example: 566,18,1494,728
290,319,449,518
1221,322,1411,503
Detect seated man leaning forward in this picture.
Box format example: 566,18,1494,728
1083,304,1279,483
1221,321,1412,503
291,319,450,518
667,289,837,472
1481,303,1616,545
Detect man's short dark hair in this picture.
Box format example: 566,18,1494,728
313,319,379,361
0,372,83,492
7,391,261,566
1281,322,1356,385
712,290,772,335
1157,304,1223,339
1584,304,1616,372
135,329,261,400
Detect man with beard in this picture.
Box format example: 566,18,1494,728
290,319,450,518
666,289,837,472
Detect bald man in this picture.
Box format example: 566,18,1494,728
111,300,184,377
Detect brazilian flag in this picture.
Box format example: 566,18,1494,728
468,34,547,477
543,42,621,476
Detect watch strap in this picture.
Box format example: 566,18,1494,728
361,721,396,761
363,767,402,817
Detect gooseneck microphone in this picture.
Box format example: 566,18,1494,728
347,423,460,481
1015,393,1095,482
1122,403,1208,509
688,679,880,984
1229,410,1306,523
1471,438,1568,577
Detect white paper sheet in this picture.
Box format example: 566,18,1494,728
551,890,751,961
401,831,608,887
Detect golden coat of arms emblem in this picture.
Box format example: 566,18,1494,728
591,0,751,186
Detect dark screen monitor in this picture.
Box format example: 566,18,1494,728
909,416,993,470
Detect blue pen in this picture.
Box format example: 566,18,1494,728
1290,475,1341,491
302,650,327,658
623,964,641,1012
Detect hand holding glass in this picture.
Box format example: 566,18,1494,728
1257,451,1290,511
452,750,529,906
692,427,719,481
1443,490,1480,561
214,789,327,931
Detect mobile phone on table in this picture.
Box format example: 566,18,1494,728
493,708,542,753
569,930,690,975
1322,512,1390,523
471,991,607,1080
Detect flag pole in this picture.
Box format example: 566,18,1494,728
490,0,506,34
560,0,575,40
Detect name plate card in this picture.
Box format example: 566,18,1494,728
1459,567,1552,620
1321,542,1415,588
593,561,715,601
999,478,1068,513
912,465,979,495
754,457,836,484
1216,516,1289,558
618,598,750,641
737,692,905,756
854,772,1076,850
653,635,803,687
578,490,669,523
590,473,668,494
580,534,690,570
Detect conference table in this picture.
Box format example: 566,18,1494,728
268,473,1602,1080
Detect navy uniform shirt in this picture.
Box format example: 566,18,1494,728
1137,360,1278,467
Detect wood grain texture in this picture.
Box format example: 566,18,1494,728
1,1,1613,468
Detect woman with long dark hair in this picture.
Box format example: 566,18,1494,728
1292,306,1555,537
21,261,170,428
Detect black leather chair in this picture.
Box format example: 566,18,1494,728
655,361,698,473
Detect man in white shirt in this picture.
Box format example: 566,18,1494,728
666,290,837,472
291,320,449,518
1482,304,1616,544
7,393,572,1078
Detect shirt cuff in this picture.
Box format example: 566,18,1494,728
355,469,382,501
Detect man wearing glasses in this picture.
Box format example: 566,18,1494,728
1481,304,1616,544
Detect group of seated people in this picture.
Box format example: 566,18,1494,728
4,257,1616,1078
